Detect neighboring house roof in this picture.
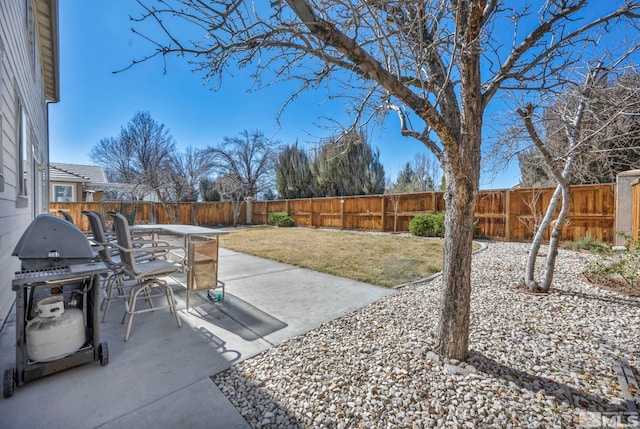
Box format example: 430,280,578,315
49,165,90,183
50,163,108,186
89,182,131,192
49,163,158,201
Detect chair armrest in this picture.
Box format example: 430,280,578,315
111,242,186,264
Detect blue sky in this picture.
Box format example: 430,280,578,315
49,2,523,190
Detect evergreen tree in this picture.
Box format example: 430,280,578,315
275,143,315,198
394,162,416,193
200,178,221,202
312,130,385,197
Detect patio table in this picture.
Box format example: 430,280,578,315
129,224,227,245
129,224,227,308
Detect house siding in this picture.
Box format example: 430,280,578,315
0,0,56,327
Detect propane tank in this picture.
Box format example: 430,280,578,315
26,296,85,362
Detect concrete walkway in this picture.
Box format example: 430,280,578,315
0,248,393,428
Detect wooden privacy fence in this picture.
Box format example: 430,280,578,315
51,183,616,243
50,200,245,234
252,183,615,243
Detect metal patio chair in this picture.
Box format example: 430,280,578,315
83,210,155,322
108,211,186,341
58,210,74,224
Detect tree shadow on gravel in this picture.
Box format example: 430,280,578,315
467,351,624,413
554,289,640,308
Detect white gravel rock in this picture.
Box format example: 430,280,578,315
212,242,640,428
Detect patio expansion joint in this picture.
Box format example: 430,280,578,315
93,378,220,428
221,266,299,283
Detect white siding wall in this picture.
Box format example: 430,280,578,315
0,0,52,327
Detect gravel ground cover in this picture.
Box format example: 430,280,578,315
212,241,640,428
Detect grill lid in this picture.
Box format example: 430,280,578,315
13,214,94,261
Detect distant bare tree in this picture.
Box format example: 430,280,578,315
91,112,175,194
216,174,248,226
394,153,441,193
518,188,544,237
517,70,640,186
127,0,640,359
387,193,403,233
168,146,215,202
207,130,279,199
90,111,183,220
412,153,441,192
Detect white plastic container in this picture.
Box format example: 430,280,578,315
26,297,85,362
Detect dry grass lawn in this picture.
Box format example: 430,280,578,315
219,226,448,287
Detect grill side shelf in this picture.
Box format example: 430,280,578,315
12,263,108,289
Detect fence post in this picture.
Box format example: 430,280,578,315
504,190,510,242
380,195,386,232
617,170,640,245
245,197,254,225
265,200,269,225
340,198,345,230
309,199,314,227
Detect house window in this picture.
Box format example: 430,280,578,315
52,184,73,202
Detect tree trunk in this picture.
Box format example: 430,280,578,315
524,185,561,292
539,183,571,292
523,181,571,293
436,163,478,361
232,199,243,226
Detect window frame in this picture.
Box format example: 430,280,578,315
52,183,74,202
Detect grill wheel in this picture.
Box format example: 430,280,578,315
99,342,109,366
3,367,16,398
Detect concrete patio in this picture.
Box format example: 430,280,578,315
0,248,394,428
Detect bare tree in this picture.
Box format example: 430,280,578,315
216,174,249,226
168,146,215,202
90,112,215,222
387,193,403,233
520,72,640,186
90,111,178,217
518,188,544,237
516,61,640,292
126,0,640,359
412,152,441,192
394,153,441,193
207,130,279,199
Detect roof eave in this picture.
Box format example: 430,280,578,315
35,0,60,103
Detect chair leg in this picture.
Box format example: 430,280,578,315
102,273,124,323
101,275,114,322
122,279,181,341
99,275,110,311
144,286,155,308
124,283,147,341
164,284,182,328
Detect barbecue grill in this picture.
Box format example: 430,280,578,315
3,214,109,398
